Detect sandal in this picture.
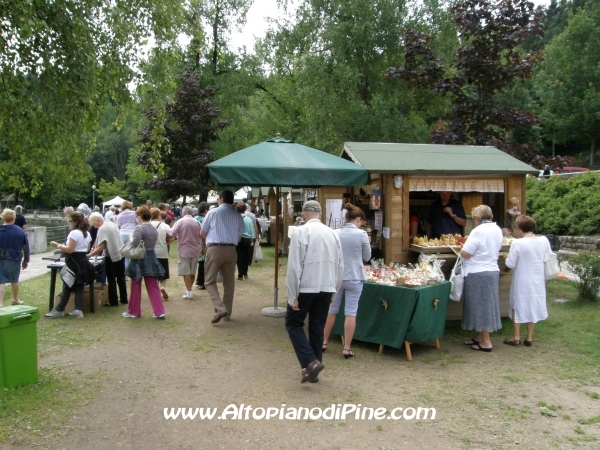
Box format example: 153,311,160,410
322,343,328,353
464,338,480,346
471,343,492,352
503,338,521,346
342,348,355,359
11,299,24,305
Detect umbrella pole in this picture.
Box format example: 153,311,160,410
261,186,285,318
274,186,280,308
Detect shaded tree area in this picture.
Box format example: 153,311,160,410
534,0,600,167
91,102,138,183
385,0,562,167
523,0,588,51
137,68,232,202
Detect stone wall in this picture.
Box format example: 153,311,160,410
26,227,47,254
558,236,600,252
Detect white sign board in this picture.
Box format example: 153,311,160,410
325,199,344,229
382,227,390,239
374,211,383,231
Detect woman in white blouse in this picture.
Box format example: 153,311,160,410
46,212,94,319
460,205,503,352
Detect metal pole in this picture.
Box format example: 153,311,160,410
92,184,96,210
274,186,280,309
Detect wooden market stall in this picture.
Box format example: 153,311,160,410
319,142,536,321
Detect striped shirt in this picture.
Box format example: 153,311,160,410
201,203,246,245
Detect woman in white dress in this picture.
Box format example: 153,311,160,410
504,215,551,347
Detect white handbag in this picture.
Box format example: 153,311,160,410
449,255,464,302
544,251,560,281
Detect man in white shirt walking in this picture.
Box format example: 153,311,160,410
285,200,343,383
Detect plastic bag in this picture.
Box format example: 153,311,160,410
449,257,464,302
254,241,264,262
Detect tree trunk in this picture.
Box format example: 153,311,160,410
211,0,221,76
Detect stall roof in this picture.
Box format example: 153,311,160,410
341,143,536,175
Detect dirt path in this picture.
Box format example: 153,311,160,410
7,256,600,449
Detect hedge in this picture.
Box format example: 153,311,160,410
526,172,600,236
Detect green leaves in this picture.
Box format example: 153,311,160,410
534,0,600,165
0,0,186,196
137,68,232,200
526,172,600,236
386,0,544,160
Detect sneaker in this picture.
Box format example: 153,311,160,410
121,312,139,318
45,309,64,318
182,293,193,299
160,287,169,300
68,309,84,318
152,313,166,319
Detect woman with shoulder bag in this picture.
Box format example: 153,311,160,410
503,215,550,347
460,205,503,352
150,207,171,300
122,206,166,319
46,212,95,319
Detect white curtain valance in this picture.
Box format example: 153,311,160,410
409,177,504,192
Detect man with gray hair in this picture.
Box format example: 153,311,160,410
167,205,202,299
285,200,343,383
14,205,26,230
87,212,128,306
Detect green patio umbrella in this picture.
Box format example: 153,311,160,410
206,137,370,317
206,137,369,187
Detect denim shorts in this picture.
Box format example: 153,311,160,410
0,259,21,283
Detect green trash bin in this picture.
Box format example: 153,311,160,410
0,305,40,388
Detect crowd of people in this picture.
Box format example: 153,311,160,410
0,194,552,384
31,193,260,320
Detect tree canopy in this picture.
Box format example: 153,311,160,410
0,0,184,197
386,0,545,163
137,68,232,201
5,0,600,208
534,0,600,166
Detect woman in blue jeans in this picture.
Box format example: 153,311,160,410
322,204,371,358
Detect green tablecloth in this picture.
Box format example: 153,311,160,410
404,282,450,343
332,281,451,349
